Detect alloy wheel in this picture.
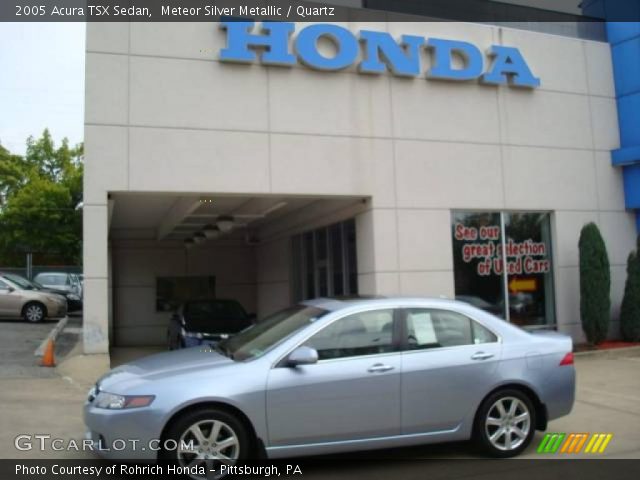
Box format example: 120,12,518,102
484,396,531,451
178,419,240,479
25,304,44,322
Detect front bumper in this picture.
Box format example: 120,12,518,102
84,402,162,460
46,301,67,318
181,335,225,348
66,299,82,312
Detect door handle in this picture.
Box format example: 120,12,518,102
471,352,495,361
368,363,395,373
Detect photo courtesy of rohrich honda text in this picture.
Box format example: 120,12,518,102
1,1,640,480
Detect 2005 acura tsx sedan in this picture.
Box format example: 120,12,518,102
85,297,575,471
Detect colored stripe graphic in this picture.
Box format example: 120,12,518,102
573,433,589,453
598,434,613,453
549,433,565,453
538,433,613,454
537,433,553,453
537,433,565,453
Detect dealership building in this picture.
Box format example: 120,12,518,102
82,3,640,356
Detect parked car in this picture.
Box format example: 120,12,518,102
0,275,67,322
85,297,575,472
456,294,504,316
168,299,255,350
0,273,82,312
34,272,83,298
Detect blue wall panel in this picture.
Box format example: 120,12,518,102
611,38,640,96
597,8,640,231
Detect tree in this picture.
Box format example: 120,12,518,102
578,223,611,344
0,130,83,266
0,143,28,207
620,236,640,342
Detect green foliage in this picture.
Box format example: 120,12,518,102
620,236,640,342
0,130,83,265
578,223,611,344
0,143,28,206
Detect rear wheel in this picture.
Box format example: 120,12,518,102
23,302,46,323
162,408,249,479
474,389,536,457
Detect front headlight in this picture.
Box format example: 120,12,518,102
67,294,80,301
181,328,203,339
93,391,155,409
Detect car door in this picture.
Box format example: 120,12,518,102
399,308,502,435
0,279,21,316
266,308,402,447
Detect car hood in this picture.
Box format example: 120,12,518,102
41,284,72,292
40,286,71,297
97,347,234,392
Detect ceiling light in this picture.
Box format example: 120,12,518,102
216,215,234,233
203,225,220,239
184,238,195,248
193,232,206,244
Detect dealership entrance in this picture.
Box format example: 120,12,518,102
106,193,366,347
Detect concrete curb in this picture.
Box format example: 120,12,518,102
574,345,640,358
34,315,69,357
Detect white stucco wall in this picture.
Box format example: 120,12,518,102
84,21,634,352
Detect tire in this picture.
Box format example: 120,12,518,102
161,407,250,476
23,302,46,323
474,389,536,458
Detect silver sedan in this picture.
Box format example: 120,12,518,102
85,297,575,473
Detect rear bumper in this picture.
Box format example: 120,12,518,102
544,366,576,421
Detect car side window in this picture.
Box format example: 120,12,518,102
404,309,496,350
472,321,498,344
304,309,395,360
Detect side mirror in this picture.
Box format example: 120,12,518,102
287,346,318,367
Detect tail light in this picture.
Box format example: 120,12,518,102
559,352,574,366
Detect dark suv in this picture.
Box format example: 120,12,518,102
167,299,255,350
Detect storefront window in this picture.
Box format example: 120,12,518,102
503,213,555,327
452,211,555,328
292,219,358,302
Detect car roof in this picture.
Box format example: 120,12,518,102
301,296,468,312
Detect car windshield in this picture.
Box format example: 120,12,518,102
2,274,35,290
218,305,328,361
183,300,251,334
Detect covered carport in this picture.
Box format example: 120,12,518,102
106,192,366,348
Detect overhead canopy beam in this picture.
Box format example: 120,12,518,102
156,196,201,241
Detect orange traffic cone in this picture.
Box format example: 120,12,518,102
40,339,55,367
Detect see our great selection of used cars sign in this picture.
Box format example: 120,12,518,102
218,20,541,88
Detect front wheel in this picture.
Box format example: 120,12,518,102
23,302,46,323
474,389,536,457
161,408,250,479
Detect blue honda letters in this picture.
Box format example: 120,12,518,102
219,21,540,88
